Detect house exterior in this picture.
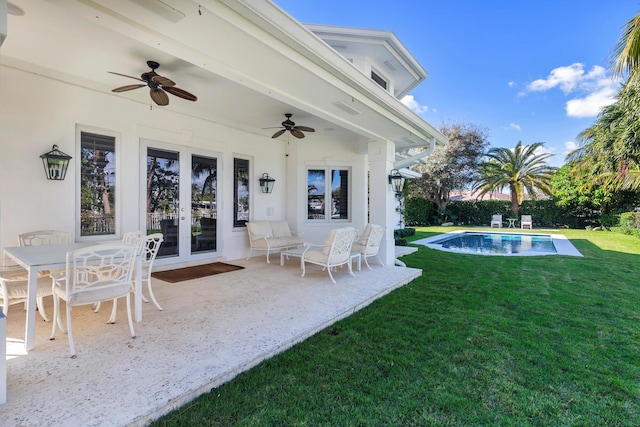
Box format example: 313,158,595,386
0,0,446,268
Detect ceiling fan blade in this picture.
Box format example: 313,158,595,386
271,129,286,138
163,86,198,101
291,129,306,139
150,88,170,106
152,75,175,87
108,71,145,82
111,84,146,93
295,126,315,132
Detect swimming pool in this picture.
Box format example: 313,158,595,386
414,230,583,257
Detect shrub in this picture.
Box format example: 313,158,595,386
394,228,415,246
404,197,437,226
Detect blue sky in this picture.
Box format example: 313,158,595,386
273,1,639,167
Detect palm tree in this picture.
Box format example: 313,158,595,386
611,13,640,83
567,77,640,190
475,141,557,216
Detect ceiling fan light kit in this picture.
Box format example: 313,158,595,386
271,113,315,139
109,60,197,106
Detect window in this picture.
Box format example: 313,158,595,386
80,132,116,237
234,158,250,227
371,70,388,90
307,168,349,221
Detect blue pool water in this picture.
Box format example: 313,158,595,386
430,231,557,255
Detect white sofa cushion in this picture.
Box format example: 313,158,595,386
270,221,292,238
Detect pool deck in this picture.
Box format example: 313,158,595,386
414,229,583,257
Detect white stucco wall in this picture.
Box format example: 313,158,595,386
0,66,369,265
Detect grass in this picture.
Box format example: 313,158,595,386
153,227,640,426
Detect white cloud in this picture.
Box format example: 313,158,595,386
565,85,618,118
508,81,516,87
527,63,586,93
565,140,578,151
401,95,429,114
526,63,620,118
509,123,521,131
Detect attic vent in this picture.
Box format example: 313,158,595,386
371,70,388,90
332,101,361,115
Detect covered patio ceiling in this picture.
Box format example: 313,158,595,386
2,0,446,154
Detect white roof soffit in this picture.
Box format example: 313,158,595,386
302,23,428,99
399,168,421,179
394,137,437,169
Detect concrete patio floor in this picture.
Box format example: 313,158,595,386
1,252,420,426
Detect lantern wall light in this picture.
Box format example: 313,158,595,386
388,168,405,198
40,145,72,181
259,173,276,193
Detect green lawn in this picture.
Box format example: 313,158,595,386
153,227,640,426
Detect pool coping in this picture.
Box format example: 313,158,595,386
413,230,583,257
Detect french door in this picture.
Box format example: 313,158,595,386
143,141,219,263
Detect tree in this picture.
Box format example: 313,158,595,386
409,122,489,210
475,141,556,216
566,11,640,192
568,81,640,190
611,13,640,83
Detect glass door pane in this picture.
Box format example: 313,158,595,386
146,148,180,258
191,155,217,254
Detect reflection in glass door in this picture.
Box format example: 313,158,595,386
191,155,217,253
146,148,180,257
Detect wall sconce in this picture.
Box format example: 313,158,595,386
259,173,275,193
388,168,405,197
40,145,72,181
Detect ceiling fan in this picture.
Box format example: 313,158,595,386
109,60,197,106
270,113,315,139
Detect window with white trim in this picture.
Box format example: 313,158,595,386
79,131,117,237
307,168,349,221
234,157,250,227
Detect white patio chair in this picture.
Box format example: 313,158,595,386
0,259,52,321
106,233,165,323
50,243,137,358
93,230,144,315
521,215,533,230
490,214,503,228
301,227,356,284
351,224,385,270
7,229,74,321
18,230,73,246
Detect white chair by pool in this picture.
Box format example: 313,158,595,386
521,215,533,230
490,214,502,228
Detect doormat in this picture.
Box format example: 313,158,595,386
151,262,244,283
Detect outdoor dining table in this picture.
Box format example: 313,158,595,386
3,242,143,351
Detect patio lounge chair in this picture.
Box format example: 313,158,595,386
491,214,502,228
301,227,356,284
521,215,533,230
351,224,385,270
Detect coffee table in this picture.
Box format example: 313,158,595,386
280,246,305,267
